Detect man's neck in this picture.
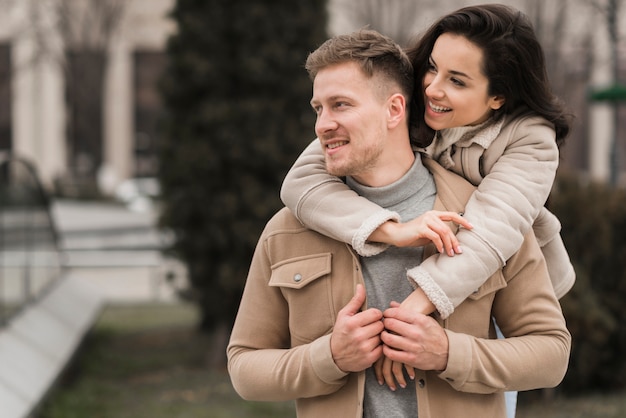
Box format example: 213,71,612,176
351,142,416,188
347,153,431,206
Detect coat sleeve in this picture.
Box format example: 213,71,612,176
438,232,571,393
226,222,349,401
409,115,561,318
280,139,400,256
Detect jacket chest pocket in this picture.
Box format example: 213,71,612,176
269,253,335,345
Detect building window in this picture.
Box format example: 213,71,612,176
0,43,12,152
65,49,105,180
134,50,167,178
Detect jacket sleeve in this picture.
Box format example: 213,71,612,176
226,224,349,401
409,115,560,318
438,232,571,393
280,139,400,256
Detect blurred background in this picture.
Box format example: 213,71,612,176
0,0,625,417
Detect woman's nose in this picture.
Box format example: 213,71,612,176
424,75,444,99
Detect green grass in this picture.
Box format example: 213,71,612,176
35,303,296,418
517,391,626,418
34,303,626,418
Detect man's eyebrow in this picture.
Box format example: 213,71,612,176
310,95,350,106
329,94,355,103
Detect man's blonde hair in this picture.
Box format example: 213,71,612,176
305,29,414,105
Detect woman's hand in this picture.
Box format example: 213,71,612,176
400,288,436,316
368,211,473,256
374,354,415,391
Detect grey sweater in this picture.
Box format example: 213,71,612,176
346,154,436,418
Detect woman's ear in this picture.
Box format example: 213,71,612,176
387,93,407,128
490,95,506,110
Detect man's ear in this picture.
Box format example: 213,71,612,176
387,93,406,128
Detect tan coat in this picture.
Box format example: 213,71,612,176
280,108,575,318
228,159,571,418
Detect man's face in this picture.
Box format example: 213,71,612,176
310,61,390,182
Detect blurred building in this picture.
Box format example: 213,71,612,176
0,0,624,194
0,0,175,196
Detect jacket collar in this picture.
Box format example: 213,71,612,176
423,157,474,214
422,115,505,170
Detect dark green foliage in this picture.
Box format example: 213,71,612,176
550,174,626,392
158,0,327,332
589,84,626,102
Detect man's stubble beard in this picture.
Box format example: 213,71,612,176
325,142,385,179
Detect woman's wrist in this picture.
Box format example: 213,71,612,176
367,220,399,245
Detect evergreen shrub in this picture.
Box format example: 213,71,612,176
158,0,327,338
550,174,626,392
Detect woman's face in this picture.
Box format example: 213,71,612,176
422,33,505,131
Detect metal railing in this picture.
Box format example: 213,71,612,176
0,152,64,325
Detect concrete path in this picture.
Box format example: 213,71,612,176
0,198,189,418
50,199,187,303
0,274,103,418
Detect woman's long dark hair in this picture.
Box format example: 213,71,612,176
406,4,571,148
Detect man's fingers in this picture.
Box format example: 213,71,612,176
341,284,366,316
338,284,382,331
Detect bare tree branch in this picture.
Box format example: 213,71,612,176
330,0,437,46
55,0,126,51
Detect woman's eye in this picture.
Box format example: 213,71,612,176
451,78,465,87
427,60,437,73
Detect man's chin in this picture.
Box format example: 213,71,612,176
325,163,347,178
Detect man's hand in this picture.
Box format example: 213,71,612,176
331,284,384,372
375,296,430,390
381,306,449,372
368,210,473,256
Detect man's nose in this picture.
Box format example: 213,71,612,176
315,109,338,135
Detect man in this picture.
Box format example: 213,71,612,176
227,30,570,417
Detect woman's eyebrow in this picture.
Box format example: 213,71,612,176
431,55,474,80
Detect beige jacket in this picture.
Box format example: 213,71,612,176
228,159,571,418
280,108,575,318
